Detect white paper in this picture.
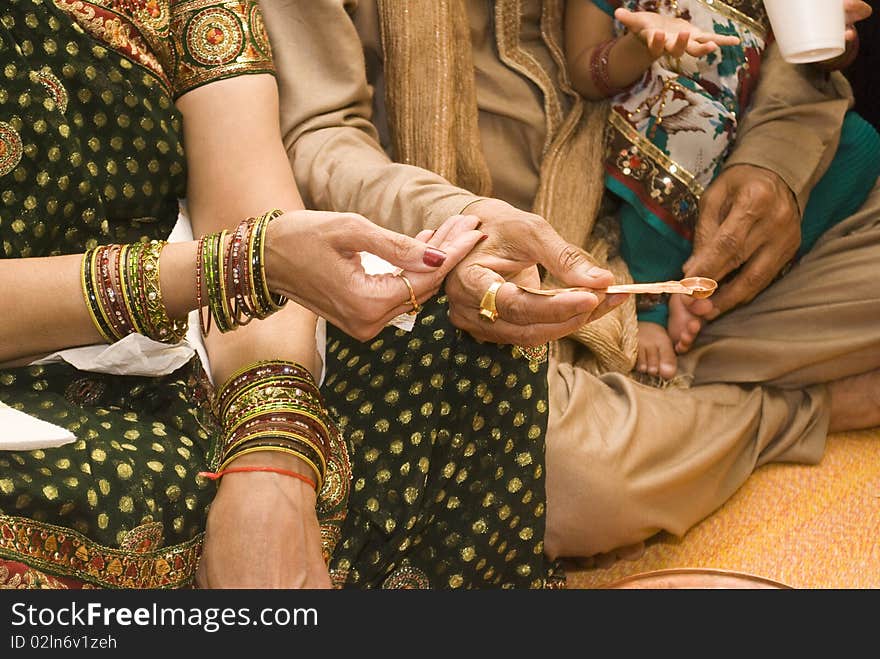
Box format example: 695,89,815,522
31,333,196,377
0,400,76,451
359,251,417,332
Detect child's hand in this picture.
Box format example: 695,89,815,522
614,7,741,59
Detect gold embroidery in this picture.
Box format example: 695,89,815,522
382,565,431,589
693,0,769,37
0,122,23,178
0,562,71,589
0,516,202,588
169,0,274,97
183,7,244,66
31,69,69,114
606,109,702,235
51,0,172,88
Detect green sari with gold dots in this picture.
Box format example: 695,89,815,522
0,0,562,589
0,0,271,589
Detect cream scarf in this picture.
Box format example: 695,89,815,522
377,0,638,374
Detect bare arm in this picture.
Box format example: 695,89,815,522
565,1,738,99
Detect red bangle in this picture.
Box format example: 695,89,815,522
590,37,626,97
198,466,317,491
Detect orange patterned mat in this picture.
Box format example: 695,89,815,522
565,429,880,589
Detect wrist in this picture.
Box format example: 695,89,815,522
263,213,289,299
218,451,320,495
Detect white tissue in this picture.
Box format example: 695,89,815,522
0,400,76,451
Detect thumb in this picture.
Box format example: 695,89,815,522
538,230,614,290
351,219,450,273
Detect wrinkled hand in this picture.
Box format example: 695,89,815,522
682,164,800,320
445,198,629,346
265,211,483,341
615,7,740,59
196,453,330,589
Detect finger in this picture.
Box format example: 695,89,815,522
685,188,752,281
645,342,660,375
585,292,629,323
495,286,602,326
355,220,453,273
668,30,690,58
452,307,597,347
648,30,667,58
686,40,717,57
428,213,477,248
696,33,739,46
614,7,647,31
414,229,435,243
406,228,486,295
701,246,781,318
637,343,647,373
532,230,615,291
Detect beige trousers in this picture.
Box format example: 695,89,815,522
544,179,880,559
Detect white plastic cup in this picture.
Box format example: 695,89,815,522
763,0,846,64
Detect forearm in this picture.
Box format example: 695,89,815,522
568,32,654,99
0,241,198,365
177,75,319,387
262,0,480,236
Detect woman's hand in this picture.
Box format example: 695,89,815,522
264,211,483,341
615,7,741,59
196,452,331,589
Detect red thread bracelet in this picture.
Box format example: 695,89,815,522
198,466,317,491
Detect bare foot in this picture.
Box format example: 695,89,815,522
636,321,678,379
828,368,880,432
668,293,703,354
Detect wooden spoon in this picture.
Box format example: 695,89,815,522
517,276,718,299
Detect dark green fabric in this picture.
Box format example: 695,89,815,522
0,1,211,584
323,295,560,589
619,111,880,327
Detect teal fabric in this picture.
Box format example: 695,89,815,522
618,110,880,325
591,0,617,17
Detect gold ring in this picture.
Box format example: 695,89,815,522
397,272,421,315
478,281,503,323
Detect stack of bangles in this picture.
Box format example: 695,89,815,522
80,209,287,344
82,215,332,489
209,360,334,491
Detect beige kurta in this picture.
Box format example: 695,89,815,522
262,0,880,557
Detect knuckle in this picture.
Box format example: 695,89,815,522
556,244,586,274
715,231,744,260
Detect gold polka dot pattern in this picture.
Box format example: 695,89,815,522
323,295,564,589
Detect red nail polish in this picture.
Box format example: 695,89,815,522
423,247,447,267
477,233,489,243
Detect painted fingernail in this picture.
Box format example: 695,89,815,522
477,233,489,243
423,247,447,267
